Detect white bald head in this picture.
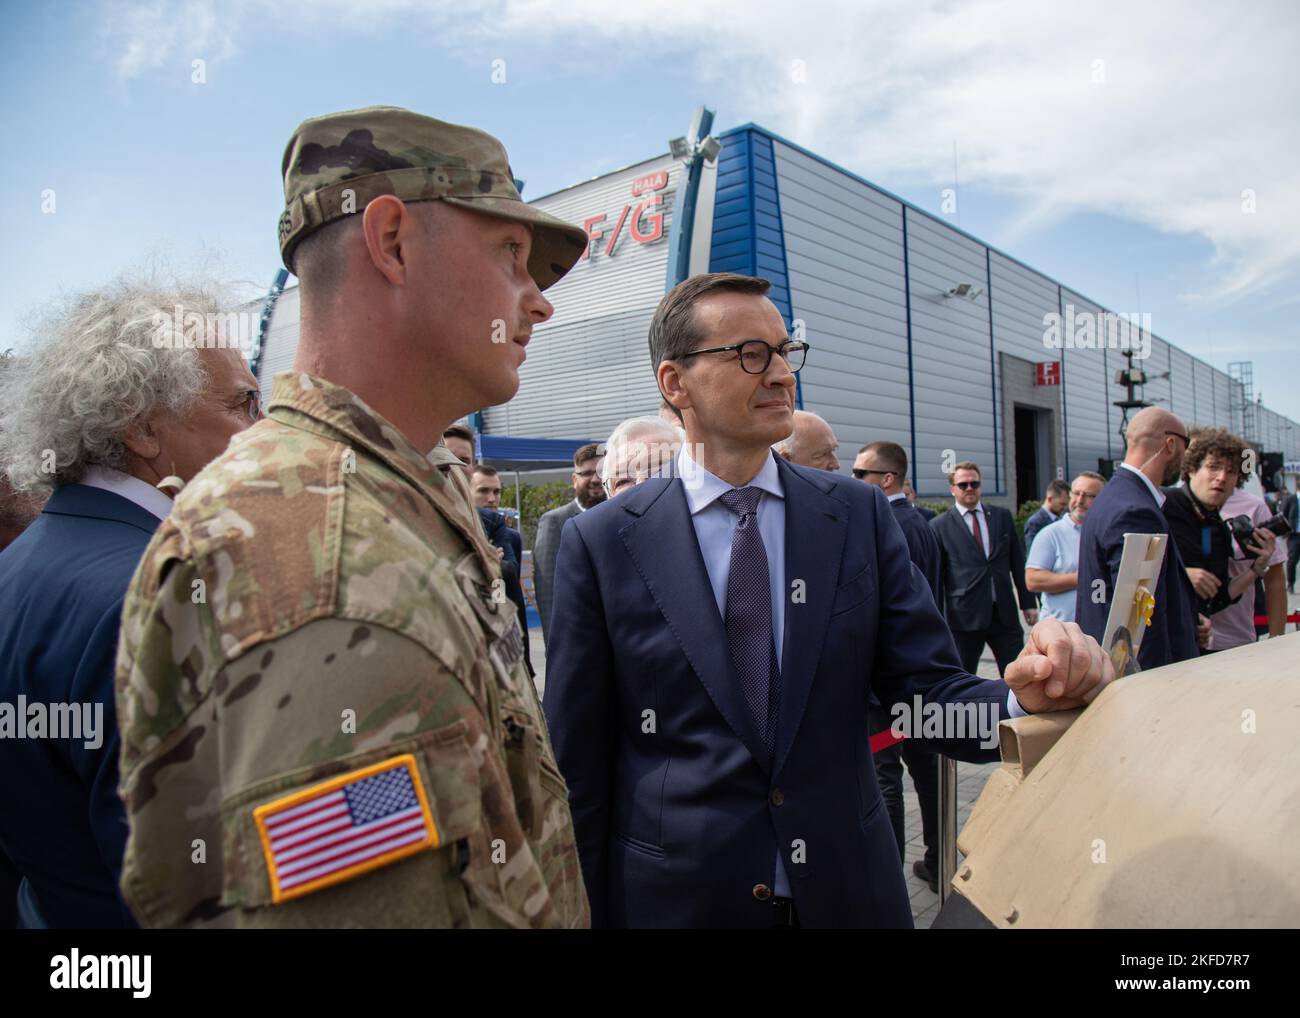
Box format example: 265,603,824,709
1124,406,1188,487
775,410,840,472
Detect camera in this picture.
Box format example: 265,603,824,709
1227,513,1293,558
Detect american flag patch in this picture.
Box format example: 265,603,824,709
253,755,439,903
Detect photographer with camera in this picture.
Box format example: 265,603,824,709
1217,483,1291,648
1162,428,1281,649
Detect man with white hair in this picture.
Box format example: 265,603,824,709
775,409,840,473
0,276,260,928
601,415,683,498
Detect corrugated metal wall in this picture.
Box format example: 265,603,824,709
1169,344,1196,424
1213,364,1229,428
482,156,681,440
1059,289,1113,477
256,284,301,408
904,212,998,494
710,130,793,318
990,254,1061,493
768,139,911,474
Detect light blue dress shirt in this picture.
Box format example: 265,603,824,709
676,445,786,662
1025,516,1083,622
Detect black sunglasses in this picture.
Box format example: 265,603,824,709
679,339,809,375
853,467,893,479
954,480,981,490
1165,430,1190,445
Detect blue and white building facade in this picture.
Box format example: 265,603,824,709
252,122,1300,503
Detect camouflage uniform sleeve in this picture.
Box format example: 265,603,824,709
117,559,588,929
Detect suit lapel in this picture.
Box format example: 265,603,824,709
773,458,847,775
943,506,979,566
618,478,772,771
987,506,1005,553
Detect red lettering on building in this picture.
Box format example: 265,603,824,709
582,213,606,260
605,204,632,257
631,170,669,197
630,194,664,243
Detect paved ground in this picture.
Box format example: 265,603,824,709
528,590,1300,927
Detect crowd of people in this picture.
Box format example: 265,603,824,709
0,104,1292,930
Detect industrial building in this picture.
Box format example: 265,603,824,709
251,118,1300,504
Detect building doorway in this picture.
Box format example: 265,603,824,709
1014,406,1050,508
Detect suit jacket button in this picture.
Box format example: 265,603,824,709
752,883,772,901
770,787,785,806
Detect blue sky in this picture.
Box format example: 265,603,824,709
2,0,1297,423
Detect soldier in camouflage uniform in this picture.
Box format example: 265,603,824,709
114,107,591,928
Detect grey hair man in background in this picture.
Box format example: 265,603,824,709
601,415,683,498
1025,471,1106,625
774,409,840,473
0,353,43,555
0,275,260,928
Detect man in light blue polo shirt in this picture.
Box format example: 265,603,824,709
1026,471,1107,622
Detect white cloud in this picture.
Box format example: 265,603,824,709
103,0,1300,307
107,0,239,80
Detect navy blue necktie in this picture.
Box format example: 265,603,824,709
719,487,779,755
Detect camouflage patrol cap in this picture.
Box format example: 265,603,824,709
279,106,588,289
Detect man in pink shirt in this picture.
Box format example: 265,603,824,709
1213,486,1289,650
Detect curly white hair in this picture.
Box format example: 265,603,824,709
0,275,226,493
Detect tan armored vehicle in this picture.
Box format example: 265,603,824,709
937,634,1300,928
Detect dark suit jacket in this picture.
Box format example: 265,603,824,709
533,499,582,645
914,504,937,522
543,455,1007,928
1022,505,1059,554
0,484,160,927
478,509,532,675
930,504,1035,632
890,497,942,607
1075,467,1200,669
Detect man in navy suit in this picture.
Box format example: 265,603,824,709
1075,406,1204,668
904,481,936,521
853,439,947,890
930,462,1038,675
543,273,1115,928
470,464,533,676
0,283,260,927
1023,479,1070,552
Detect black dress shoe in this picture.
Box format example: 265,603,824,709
913,858,938,893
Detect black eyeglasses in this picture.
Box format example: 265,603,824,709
1165,430,1190,446
954,480,981,490
679,339,809,375
853,467,893,480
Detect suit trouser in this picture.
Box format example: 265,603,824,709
873,742,905,862
953,620,1024,677
870,713,939,871
900,738,939,873
1288,535,1300,591
869,706,905,861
